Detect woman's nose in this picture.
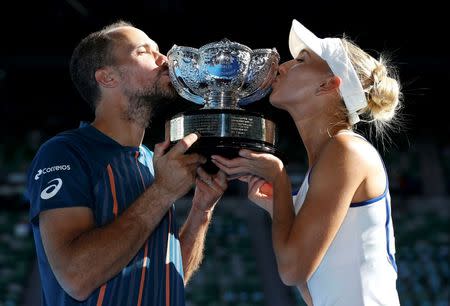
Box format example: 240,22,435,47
278,61,290,74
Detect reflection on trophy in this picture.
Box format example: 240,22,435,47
166,38,282,172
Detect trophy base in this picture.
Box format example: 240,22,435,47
183,136,283,174
166,109,283,174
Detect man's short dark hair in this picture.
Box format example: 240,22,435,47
69,20,133,111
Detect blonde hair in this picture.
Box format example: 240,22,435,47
341,38,403,139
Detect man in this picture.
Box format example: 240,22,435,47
27,21,227,305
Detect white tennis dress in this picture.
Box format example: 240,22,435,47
292,133,400,305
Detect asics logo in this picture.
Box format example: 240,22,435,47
40,178,63,200
35,165,71,180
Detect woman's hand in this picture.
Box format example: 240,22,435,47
238,175,274,217
211,149,284,184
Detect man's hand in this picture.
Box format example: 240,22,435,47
192,167,228,213
180,167,227,284
152,133,206,203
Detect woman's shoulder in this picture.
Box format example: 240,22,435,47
327,132,384,171
333,131,377,153
316,132,380,171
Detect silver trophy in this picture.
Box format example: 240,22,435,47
166,38,281,172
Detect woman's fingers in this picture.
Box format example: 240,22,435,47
211,158,248,178
237,175,251,183
238,149,260,159
210,155,248,167
248,175,264,185
240,149,273,160
226,172,253,181
211,152,276,181
260,182,273,197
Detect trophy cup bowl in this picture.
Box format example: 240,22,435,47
166,38,282,173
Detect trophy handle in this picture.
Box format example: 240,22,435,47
238,49,279,106
168,46,205,105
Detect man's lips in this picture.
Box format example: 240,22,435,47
160,71,170,80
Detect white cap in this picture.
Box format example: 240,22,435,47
289,19,367,124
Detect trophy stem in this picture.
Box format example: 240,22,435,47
204,91,241,109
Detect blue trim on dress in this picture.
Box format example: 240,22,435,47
348,132,390,208
385,196,398,272
350,187,388,207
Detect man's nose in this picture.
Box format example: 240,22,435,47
156,54,168,67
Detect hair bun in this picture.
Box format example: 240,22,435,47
367,61,400,122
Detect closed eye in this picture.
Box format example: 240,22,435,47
136,44,154,56
137,50,156,60
296,50,309,63
137,47,148,55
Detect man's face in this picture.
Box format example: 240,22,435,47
110,26,177,127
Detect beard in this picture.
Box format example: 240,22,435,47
122,76,177,129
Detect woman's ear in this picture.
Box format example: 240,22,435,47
95,68,118,88
316,76,341,95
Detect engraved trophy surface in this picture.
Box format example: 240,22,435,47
166,39,281,172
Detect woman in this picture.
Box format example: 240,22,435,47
211,19,401,305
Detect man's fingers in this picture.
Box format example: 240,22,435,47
164,128,170,142
196,167,218,191
182,153,207,165
196,166,209,180
169,133,199,156
196,167,228,192
213,170,228,190
154,139,170,157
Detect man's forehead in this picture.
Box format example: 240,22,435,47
113,26,159,51
147,38,159,51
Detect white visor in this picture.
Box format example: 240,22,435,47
289,19,367,124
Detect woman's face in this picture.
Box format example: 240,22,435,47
269,49,333,112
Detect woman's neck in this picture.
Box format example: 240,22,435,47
293,117,350,167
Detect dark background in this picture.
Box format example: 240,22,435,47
0,0,447,153
0,2,448,305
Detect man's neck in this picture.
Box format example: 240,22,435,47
91,116,145,148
